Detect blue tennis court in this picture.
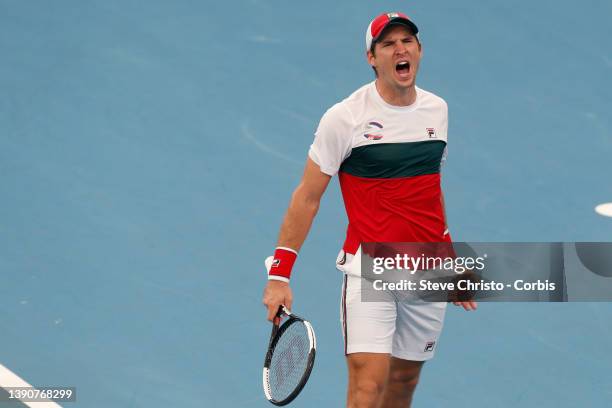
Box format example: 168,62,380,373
1,1,611,406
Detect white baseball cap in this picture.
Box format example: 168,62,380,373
365,12,419,51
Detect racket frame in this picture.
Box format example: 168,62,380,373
263,306,316,406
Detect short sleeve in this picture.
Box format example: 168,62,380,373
308,103,353,176
440,145,448,171
440,100,449,168
440,99,449,138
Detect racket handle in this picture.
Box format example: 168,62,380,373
278,305,292,317
269,306,287,340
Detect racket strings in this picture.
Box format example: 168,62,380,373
268,322,311,401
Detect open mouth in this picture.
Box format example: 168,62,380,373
395,61,411,79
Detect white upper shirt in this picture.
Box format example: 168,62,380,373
308,81,448,176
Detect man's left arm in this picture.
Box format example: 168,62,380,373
441,192,449,236
441,184,477,311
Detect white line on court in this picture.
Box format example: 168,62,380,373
595,202,612,217
0,364,62,408
241,122,302,166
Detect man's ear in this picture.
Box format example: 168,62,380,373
366,50,375,68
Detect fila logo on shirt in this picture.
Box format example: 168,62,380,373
364,121,384,140
427,128,436,138
424,341,436,352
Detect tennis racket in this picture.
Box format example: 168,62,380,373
263,305,316,406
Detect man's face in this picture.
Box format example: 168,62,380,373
368,25,422,90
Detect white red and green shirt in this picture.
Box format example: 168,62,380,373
309,81,450,255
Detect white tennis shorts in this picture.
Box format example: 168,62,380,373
337,249,448,361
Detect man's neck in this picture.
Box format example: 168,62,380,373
375,80,417,107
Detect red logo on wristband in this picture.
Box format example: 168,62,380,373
271,259,281,268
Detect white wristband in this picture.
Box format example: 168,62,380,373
267,275,290,283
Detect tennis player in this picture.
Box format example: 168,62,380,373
263,12,476,407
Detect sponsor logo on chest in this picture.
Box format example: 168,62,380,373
362,121,439,141
363,121,384,140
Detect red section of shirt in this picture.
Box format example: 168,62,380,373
338,172,448,255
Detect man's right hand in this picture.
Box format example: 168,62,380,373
263,280,293,323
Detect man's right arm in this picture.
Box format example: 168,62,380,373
262,157,332,321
